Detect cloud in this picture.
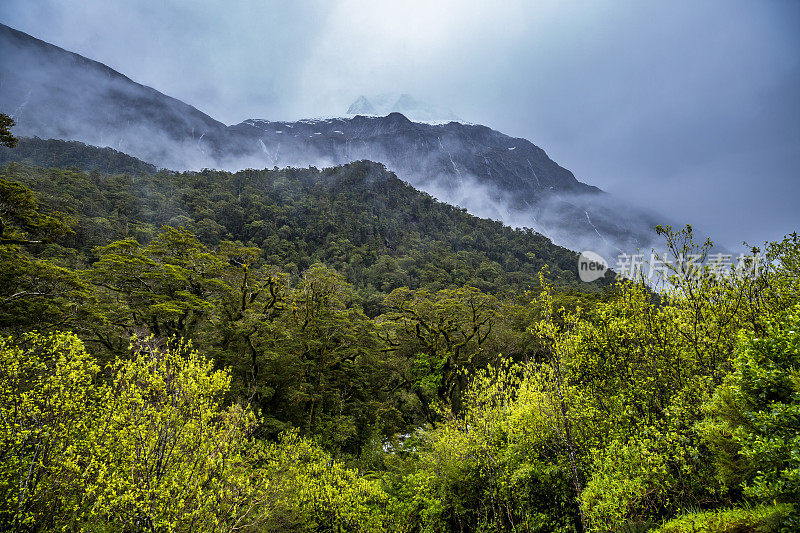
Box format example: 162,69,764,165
1,0,798,247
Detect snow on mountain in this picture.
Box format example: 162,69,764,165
0,23,663,257
346,93,460,123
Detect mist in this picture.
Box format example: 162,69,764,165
1,0,798,248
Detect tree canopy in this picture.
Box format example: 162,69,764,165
0,140,797,532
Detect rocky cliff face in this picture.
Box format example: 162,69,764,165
223,113,659,255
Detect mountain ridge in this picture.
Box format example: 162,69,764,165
0,22,662,256
345,93,460,122
0,145,608,304
0,23,229,169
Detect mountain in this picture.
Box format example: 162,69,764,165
346,96,377,115
346,93,460,122
224,114,661,255
0,23,663,257
0,23,229,169
0,144,609,304
0,137,158,175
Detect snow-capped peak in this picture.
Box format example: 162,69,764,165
346,93,459,123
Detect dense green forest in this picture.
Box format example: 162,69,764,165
0,136,158,175
0,136,797,532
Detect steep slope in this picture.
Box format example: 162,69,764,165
225,114,660,255
0,23,662,257
1,147,611,309
0,137,158,175
0,23,229,169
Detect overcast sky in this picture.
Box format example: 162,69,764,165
1,0,798,248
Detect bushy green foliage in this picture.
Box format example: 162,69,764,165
251,432,394,532
89,337,258,532
0,114,17,148
0,175,88,333
0,332,257,531
0,159,594,450
0,155,597,302
379,286,500,418
384,363,581,532
0,331,101,530
391,230,800,532
699,306,800,530
653,504,789,533
0,331,393,532
0,144,797,532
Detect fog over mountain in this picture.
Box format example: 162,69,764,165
1,5,798,530
2,1,797,249
346,94,460,123
0,23,670,258
0,25,230,169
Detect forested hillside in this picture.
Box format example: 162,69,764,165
0,139,597,303
0,22,660,257
0,136,158,175
0,136,797,532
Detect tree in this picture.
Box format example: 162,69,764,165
0,331,101,531
0,330,266,532
700,305,800,530
251,264,388,451
87,336,260,532
89,227,229,349
380,286,499,420
250,432,394,532
529,281,589,533
212,240,288,400
0,179,83,334
0,114,17,149
0,178,69,245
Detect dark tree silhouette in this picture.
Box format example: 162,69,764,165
0,114,18,148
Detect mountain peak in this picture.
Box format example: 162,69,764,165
346,96,376,115
2,23,658,257
345,93,459,123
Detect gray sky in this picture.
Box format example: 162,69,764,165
1,0,798,248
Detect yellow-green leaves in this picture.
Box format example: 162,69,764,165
0,332,258,532
249,432,393,532
89,336,256,532
0,331,397,532
700,305,800,528
0,331,100,530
